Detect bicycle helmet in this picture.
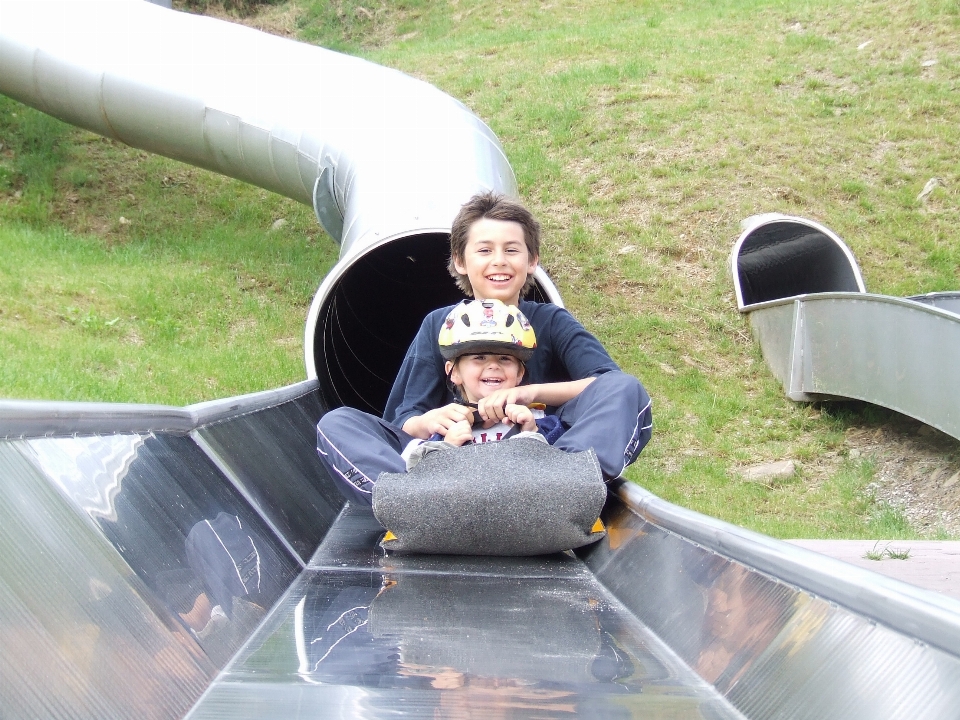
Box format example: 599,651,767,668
438,299,537,361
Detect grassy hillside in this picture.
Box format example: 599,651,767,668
1,0,958,537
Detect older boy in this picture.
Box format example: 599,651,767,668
317,192,652,506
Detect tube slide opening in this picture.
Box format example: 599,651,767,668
312,233,554,416
733,216,865,309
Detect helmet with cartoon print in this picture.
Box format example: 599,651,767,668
438,299,537,361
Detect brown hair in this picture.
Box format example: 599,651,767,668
448,191,541,297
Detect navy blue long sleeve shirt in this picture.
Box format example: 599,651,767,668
383,300,620,428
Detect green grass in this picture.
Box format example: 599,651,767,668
2,0,958,538
0,101,337,404
865,541,914,560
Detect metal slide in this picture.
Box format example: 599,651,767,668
5,389,960,719
4,3,960,719
733,213,960,443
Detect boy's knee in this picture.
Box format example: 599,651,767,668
592,371,649,407
317,406,369,443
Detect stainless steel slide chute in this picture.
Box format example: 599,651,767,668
734,214,960,442
5,392,960,719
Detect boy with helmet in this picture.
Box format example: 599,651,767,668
317,192,652,507
403,299,563,461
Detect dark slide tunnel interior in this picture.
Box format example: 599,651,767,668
312,233,552,416
736,220,863,307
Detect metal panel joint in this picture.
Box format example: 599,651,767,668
312,164,343,244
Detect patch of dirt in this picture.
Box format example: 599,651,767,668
48,136,180,242
228,317,257,339
841,410,960,536
177,1,302,37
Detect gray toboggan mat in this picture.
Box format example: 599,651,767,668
373,437,607,556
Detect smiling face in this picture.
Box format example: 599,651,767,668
446,353,525,404
453,218,539,306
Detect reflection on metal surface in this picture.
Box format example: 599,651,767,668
0,385,336,717
311,502,590,578
189,566,739,720
0,441,215,719
588,483,960,720
194,392,344,564
24,433,144,521
20,432,302,668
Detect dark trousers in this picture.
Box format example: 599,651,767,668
316,371,652,506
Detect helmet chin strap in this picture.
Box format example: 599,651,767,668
445,367,468,406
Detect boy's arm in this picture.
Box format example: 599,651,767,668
476,378,595,425
402,404,475,440
519,301,618,381
544,305,619,379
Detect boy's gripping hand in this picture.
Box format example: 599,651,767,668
476,378,596,426
476,387,534,425
504,404,538,432
444,419,474,446
402,403,475,440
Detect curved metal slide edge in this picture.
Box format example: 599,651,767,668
0,379,320,437
731,213,866,310
615,480,960,659
747,292,960,443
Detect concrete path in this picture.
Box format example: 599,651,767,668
789,540,960,602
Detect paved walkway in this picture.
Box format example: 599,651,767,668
788,540,960,602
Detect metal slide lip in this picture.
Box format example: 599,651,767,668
742,289,960,318
0,379,320,437
616,480,960,659
907,291,960,316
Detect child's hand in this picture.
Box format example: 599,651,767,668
444,419,474,446
476,387,534,425
404,403,474,439
504,404,537,432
